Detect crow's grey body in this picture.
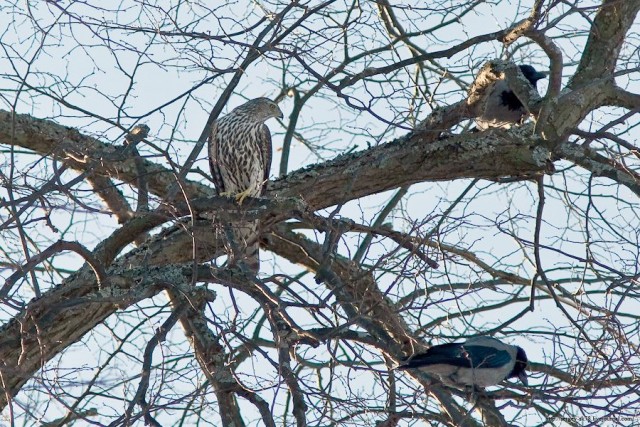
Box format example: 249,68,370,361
475,65,547,130
209,98,283,273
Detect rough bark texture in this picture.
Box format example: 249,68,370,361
0,111,552,409
1,2,640,423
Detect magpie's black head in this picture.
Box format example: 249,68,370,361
518,65,548,87
509,346,529,385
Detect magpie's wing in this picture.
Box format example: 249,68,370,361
463,345,511,368
398,343,465,369
398,343,510,369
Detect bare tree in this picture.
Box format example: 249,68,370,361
1,0,639,426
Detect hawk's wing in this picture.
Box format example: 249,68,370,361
208,121,226,195
258,123,272,196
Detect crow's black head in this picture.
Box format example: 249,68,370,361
510,346,529,385
499,65,548,111
519,65,548,87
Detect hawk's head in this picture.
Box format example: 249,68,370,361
234,97,284,122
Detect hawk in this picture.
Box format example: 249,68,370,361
209,97,283,273
475,64,547,130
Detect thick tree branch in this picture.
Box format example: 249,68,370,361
271,128,550,210
0,110,213,200
164,285,253,427
0,264,208,409
605,86,640,110
555,142,640,197
569,0,640,89
1,108,551,212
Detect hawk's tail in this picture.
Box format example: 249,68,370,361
227,219,260,274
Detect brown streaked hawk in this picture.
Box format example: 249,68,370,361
209,97,283,274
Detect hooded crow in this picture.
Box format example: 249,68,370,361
475,64,547,130
397,336,528,388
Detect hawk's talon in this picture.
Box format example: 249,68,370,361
219,189,253,205
234,188,253,205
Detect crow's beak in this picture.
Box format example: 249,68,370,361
518,370,529,386
536,71,549,80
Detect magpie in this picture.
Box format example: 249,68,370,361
475,64,547,130
396,336,528,388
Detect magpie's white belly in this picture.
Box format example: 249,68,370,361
418,363,512,387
